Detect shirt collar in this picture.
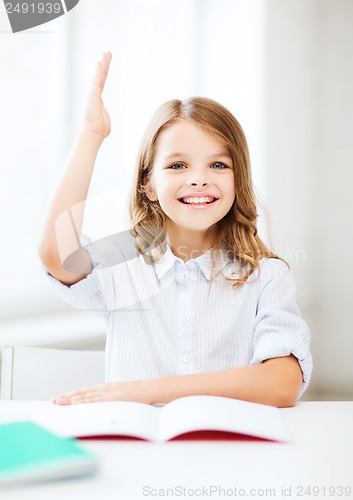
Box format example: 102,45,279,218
152,244,241,281
152,244,177,280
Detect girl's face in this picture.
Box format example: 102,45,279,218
146,119,235,239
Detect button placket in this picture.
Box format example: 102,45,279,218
176,266,193,374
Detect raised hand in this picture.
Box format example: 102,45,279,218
83,51,112,140
38,51,114,286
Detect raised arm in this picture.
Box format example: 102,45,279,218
38,52,112,285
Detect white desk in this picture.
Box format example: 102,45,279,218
0,401,352,499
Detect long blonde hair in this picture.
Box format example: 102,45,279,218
128,97,286,287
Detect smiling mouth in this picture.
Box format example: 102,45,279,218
178,196,219,205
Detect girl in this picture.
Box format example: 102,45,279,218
39,52,312,407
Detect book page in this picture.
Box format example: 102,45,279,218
33,401,160,441
159,395,290,442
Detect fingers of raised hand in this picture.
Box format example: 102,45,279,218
95,51,112,91
101,51,112,75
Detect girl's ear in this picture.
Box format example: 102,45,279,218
144,177,158,201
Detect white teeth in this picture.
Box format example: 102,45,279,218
182,196,215,204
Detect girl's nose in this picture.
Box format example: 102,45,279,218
188,178,208,187
190,181,208,186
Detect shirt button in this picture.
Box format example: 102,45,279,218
182,355,190,363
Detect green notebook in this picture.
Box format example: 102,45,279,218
0,421,98,484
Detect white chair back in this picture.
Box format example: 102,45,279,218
1,346,105,400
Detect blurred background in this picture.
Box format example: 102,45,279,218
0,0,352,400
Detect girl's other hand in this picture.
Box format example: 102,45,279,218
52,379,154,405
83,51,112,140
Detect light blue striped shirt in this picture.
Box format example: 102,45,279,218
45,234,312,398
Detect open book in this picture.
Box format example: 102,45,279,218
32,396,290,443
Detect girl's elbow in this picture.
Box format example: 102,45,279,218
275,379,302,407
37,241,56,268
275,390,298,408
38,241,49,265
263,354,303,407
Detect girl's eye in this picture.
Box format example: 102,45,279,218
211,162,228,169
167,161,230,170
169,163,186,170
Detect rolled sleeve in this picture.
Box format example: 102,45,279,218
250,259,313,398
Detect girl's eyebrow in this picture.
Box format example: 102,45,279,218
163,152,232,160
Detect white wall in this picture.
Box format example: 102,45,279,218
265,0,353,397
